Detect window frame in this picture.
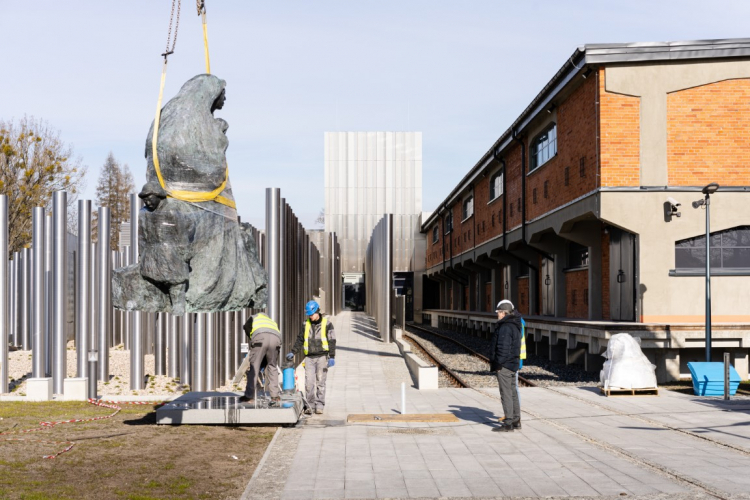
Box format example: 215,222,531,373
444,211,453,234
671,225,750,276
529,122,558,173
489,169,504,203
432,225,439,244
461,195,474,222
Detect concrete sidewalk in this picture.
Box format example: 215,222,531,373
243,311,750,500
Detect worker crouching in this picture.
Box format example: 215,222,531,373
240,313,281,405
287,301,336,415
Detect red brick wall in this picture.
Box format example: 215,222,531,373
565,269,589,319
600,69,641,187
504,145,524,231
601,230,610,320
527,76,599,220
517,277,529,315
667,78,750,185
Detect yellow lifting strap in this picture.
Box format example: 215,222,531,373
201,9,211,74
151,48,235,209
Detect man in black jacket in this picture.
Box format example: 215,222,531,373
286,301,336,415
490,300,522,432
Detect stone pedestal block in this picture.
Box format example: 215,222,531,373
64,378,88,401
430,315,438,328
26,378,53,401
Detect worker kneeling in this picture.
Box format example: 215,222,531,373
241,313,281,405
286,301,336,415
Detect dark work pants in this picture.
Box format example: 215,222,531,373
496,367,520,422
244,332,280,399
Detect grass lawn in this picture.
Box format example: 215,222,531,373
0,401,276,500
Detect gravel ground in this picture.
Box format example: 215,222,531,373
407,324,601,388
2,341,246,397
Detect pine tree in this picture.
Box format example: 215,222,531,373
94,152,134,250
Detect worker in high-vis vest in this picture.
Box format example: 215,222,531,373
286,300,336,415
240,313,282,405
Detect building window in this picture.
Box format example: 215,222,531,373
462,196,474,220
490,170,503,201
432,226,439,244
444,212,453,234
529,123,557,172
675,226,750,271
568,242,589,268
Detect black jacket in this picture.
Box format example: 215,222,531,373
291,315,336,358
490,312,522,372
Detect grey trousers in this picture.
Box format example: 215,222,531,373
304,356,329,410
496,367,520,422
244,332,280,399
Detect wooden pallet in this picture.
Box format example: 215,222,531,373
601,387,659,397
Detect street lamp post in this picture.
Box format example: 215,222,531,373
692,182,719,363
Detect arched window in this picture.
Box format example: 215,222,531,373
432,226,439,244
674,226,750,273
490,170,503,201
462,196,474,220
530,123,557,172
444,211,453,234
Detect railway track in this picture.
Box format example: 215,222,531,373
404,323,537,388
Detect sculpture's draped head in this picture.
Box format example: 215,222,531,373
172,74,227,115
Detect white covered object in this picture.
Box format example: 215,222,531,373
600,333,657,389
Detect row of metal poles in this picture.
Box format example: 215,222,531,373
365,214,393,342
1,189,343,395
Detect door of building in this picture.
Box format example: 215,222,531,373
541,257,555,316
610,228,636,321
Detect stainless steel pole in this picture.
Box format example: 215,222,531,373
31,207,46,378
129,195,144,390
111,250,121,346
44,212,53,376
206,312,215,390
52,191,67,394
122,246,130,350
181,313,192,387
10,254,17,348
89,242,98,375
705,195,712,363
168,313,180,378
193,312,206,392
20,247,30,350
97,207,111,381
223,310,233,385
76,200,91,377
265,188,280,323
279,198,286,337
155,312,166,375
0,195,8,392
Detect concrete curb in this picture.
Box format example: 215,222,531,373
240,426,282,500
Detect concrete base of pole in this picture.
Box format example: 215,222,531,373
26,378,53,401
63,378,88,401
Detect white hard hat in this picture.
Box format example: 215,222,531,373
495,299,514,312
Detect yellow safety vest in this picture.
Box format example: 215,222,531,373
250,313,280,339
520,318,527,360
303,317,329,355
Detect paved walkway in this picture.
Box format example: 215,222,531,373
244,311,750,500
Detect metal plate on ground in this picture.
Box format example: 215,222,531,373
156,391,303,425
346,413,459,423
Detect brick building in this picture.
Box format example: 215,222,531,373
419,39,750,382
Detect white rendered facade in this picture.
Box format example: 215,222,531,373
324,132,422,273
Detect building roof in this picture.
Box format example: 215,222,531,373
421,38,750,230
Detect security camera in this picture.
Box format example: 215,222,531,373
663,198,681,222
666,197,680,208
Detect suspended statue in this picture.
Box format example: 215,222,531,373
112,74,267,313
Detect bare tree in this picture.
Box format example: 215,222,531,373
94,152,134,250
315,207,325,228
0,116,86,255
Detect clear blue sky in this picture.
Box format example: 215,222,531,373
2,1,748,229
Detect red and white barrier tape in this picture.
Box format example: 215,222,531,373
1,398,163,459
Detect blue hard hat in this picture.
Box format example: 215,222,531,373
305,300,320,316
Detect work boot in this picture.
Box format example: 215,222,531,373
238,396,254,405
315,408,324,414
512,417,521,430
492,420,514,432
269,397,281,407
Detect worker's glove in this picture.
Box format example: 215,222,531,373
327,358,335,368
286,352,294,361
